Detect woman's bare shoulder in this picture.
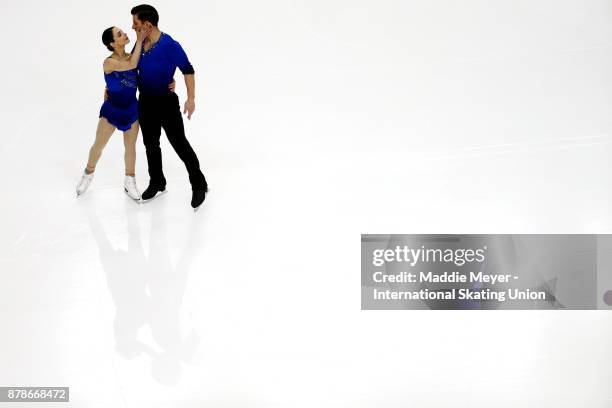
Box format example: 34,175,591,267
103,56,115,74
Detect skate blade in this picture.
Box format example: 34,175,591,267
193,199,207,212
124,188,142,203
140,188,167,203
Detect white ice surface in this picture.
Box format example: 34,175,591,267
0,0,611,407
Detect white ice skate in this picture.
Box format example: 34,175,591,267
76,170,94,197
124,175,142,201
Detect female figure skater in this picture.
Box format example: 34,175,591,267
76,25,151,200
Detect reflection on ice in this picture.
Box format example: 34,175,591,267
86,197,201,386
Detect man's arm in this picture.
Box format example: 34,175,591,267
183,74,195,120
167,37,196,119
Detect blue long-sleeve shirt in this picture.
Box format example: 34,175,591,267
137,32,194,96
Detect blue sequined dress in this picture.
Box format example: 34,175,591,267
99,67,138,131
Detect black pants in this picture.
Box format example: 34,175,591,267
138,92,207,190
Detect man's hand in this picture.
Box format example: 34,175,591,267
183,98,195,120
168,79,176,93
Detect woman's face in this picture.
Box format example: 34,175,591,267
112,27,130,48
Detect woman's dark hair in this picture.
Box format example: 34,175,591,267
102,27,115,52
131,4,159,26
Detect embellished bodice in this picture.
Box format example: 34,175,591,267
104,68,138,108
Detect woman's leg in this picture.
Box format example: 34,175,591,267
123,121,139,176
86,117,116,173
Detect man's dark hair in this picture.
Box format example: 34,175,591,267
131,4,159,26
102,27,115,51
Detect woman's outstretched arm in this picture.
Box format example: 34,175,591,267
103,27,150,73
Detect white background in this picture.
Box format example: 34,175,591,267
1,0,611,406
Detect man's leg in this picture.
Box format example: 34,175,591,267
138,96,167,189
160,93,207,189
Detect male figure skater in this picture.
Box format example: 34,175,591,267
131,4,208,210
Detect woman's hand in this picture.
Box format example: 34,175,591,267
136,26,151,43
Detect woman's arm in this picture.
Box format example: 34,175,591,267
103,27,150,73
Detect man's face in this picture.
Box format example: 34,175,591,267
132,15,143,31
